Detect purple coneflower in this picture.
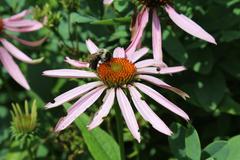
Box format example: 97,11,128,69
43,39,189,142
104,0,217,67
0,10,45,90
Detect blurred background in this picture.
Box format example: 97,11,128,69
0,0,240,159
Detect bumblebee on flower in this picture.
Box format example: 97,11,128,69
43,39,189,142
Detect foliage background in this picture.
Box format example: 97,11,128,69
0,0,240,159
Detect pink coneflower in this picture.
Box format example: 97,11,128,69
43,39,189,142
0,10,45,90
105,0,217,67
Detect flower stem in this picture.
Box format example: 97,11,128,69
114,104,126,160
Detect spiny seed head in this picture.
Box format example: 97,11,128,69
138,0,170,8
11,100,38,134
97,58,136,87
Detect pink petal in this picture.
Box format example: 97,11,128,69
86,39,99,54
55,86,106,132
137,66,186,75
4,10,30,21
135,59,157,68
5,22,43,33
165,5,217,44
113,47,125,58
137,75,189,99
160,66,186,74
126,7,149,55
127,47,148,63
116,88,141,142
152,9,163,65
103,0,113,5
65,57,89,68
4,19,41,28
134,82,189,120
0,47,30,90
42,69,97,78
87,88,115,130
128,85,172,135
137,67,160,74
45,81,104,109
0,39,43,64
7,34,46,47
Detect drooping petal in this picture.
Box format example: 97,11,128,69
86,39,99,54
42,69,97,78
65,57,89,68
4,10,30,21
116,88,141,142
87,88,115,130
4,19,41,28
5,22,43,33
165,5,217,44
55,86,106,132
160,66,186,74
45,81,104,109
126,7,149,55
128,85,172,135
103,0,113,5
135,59,157,68
127,47,148,63
7,34,46,47
134,82,189,120
0,47,30,90
152,9,163,65
113,47,125,58
0,39,44,64
137,66,186,75
137,75,189,99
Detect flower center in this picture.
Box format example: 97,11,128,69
97,58,136,87
0,18,3,33
138,0,170,8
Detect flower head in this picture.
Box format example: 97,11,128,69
0,10,45,90
123,1,217,67
43,39,189,142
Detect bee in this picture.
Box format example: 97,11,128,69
88,49,112,70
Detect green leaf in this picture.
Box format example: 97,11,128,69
218,94,240,115
168,123,201,160
70,12,97,23
202,141,229,160
91,17,131,25
64,104,120,160
202,135,240,160
183,71,226,111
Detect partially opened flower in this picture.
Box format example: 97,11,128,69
43,39,189,142
0,10,45,90
124,0,217,67
103,0,113,5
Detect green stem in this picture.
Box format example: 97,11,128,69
114,104,126,160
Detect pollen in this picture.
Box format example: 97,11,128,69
97,58,136,87
138,0,170,8
0,18,3,32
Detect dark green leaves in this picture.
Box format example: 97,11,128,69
202,136,240,160
168,123,201,160
64,104,120,160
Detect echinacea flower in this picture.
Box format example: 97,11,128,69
43,39,189,142
0,10,45,90
105,0,217,67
